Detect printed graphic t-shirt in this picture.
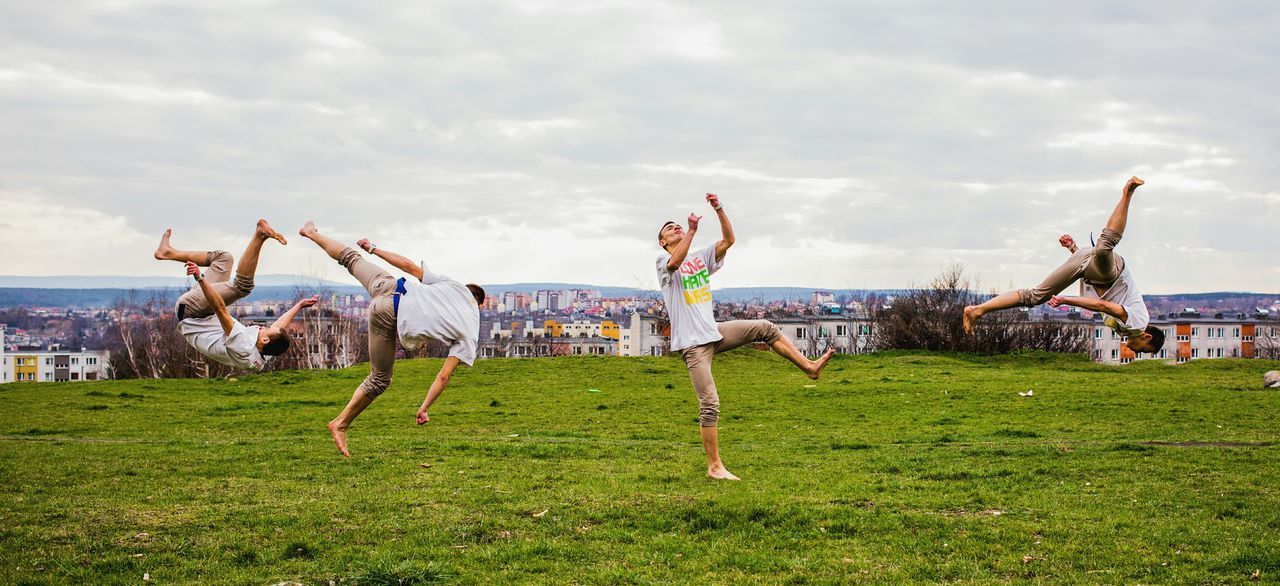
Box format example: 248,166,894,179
178,317,268,371
657,244,724,351
1083,265,1150,337
396,262,480,365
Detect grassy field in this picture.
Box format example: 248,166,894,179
2,351,1278,584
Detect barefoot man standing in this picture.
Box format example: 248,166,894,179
963,177,1166,355
298,221,483,457
155,220,314,370
657,194,836,480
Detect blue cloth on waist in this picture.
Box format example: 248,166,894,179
392,277,407,317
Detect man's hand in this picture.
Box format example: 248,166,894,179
1058,234,1075,250
185,261,201,279
1048,295,1066,308
357,238,375,253
706,193,721,210
298,295,320,309
687,213,702,232
416,409,430,425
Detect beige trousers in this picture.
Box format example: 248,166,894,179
1017,227,1126,306
679,319,784,427
174,250,255,320
337,247,399,398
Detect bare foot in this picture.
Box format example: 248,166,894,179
707,465,740,480
257,219,287,245
807,348,837,380
299,220,318,239
328,420,350,457
153,229,175,260
962,305,978,334
1125,176,1144,195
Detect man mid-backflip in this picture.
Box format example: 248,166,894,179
657,193,836,480
298,221,483,457
155,220,315,371
963,176,1165,355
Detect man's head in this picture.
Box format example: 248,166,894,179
1125,325,1166,355
658,221,683,251
466,284,486,306
256,326,292,356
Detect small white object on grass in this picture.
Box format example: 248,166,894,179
1264,370,1280,389
1019,390,1034,397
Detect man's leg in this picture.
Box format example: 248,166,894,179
299,221,392,294
714,320,835,380
963,249,1090,333
1085,177,1143,285
681,344,738,480
221,219,288,303
328,298,397,457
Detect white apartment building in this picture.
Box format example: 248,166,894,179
620,311,668,357
0,329,112,383
1087,313,1278,364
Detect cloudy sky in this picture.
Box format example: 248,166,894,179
2,1,1277,292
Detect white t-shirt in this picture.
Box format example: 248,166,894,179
396,262,480,365
657,244,724,351
1083,265,1149,337
177,316,268,371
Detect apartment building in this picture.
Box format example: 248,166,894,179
0,329,112,383
1087,312,1278,364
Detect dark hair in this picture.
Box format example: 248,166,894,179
1138,325,1166,354
261,331,292,356
466,284,486,305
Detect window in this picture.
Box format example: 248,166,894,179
796,328,806,339
45,357,53,365
1191,348,1199,358
1177,356,1188,364
1191,327,1199,336
1232,327,1240,338
1177,334,1189,342
836,325,848,336
1093,350,1101,360
859,324,871,335
45,372,53,381
1110,349,1118,360
1158,349,1167,358
1243,335,1254,342
71,357,79,365
87,357,97,365
71,372,79,380
1095,328,1102,339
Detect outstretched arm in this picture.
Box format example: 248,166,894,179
187,262,235,335
358,238,424,281
665,213,701,272
1048,295,1129,323
416,356,461,424
271,295,319,330
708,193,734,263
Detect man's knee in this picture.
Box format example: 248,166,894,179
1097,228,1123,249
207,250,233,272
756,320,783,344
232,274,255,296
359,373,392,399
337,247,362,269
699,399,720,427
1016,288,1048,307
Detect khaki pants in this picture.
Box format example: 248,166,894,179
337,247,399,398
174,251,255,320
1017,228,1126,306
679,320,784,427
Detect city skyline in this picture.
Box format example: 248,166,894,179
2,2,1278,293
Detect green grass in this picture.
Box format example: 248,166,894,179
1,351,1278,584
